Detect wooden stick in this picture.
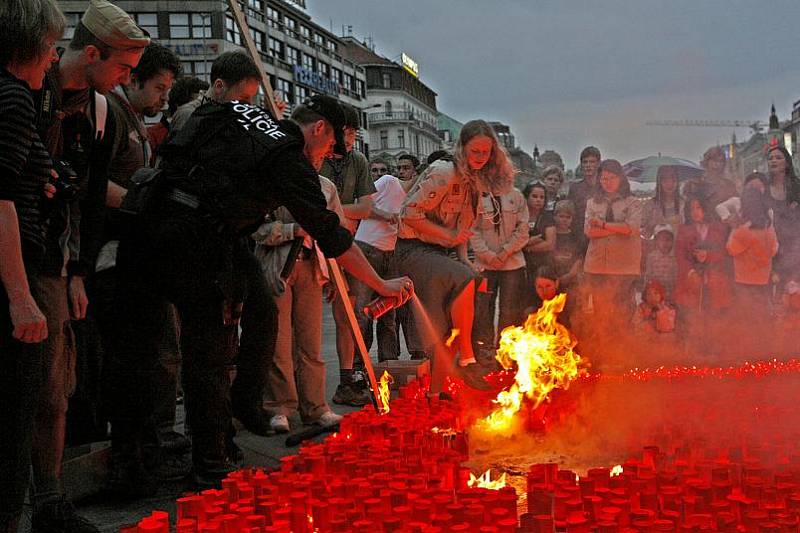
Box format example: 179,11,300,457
226,0,281,119
327,258,385,414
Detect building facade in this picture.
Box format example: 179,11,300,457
57,0,368,144
338,37,441,165
489,121,535,187
437,111,463,151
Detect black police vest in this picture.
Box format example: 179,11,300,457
159,101,301,233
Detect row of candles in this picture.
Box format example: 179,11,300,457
123,367,800,532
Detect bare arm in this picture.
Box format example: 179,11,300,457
106,181,127,208
341,195,374,221
0,200,47,343
530,225,556,252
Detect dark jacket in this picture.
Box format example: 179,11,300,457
156,101,352,258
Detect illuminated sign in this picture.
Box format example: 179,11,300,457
401,53,419,78
292,65,340,96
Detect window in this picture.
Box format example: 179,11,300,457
267,6,281,29
300,26,311,43
63,13,81,39
294,85,309,104
302,53,315,71
251,29,265,52
249,0,264,11
275,78,293,104
331,67,342,84
382,73,391,89
380,130,389,150
191,14,212,38
356,80,365,98
285,17,296,33
268,37,284,59
286,46,300,66
314,33,324,47
385,101,393,117
225,15,241,45
343,74,353,92
182,61,210,78
397,129,405,148
169,14,189,38
328,41,338,53
134,13,158,38
318,61,330,78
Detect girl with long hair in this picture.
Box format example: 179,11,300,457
766,145,800,286
582,160,642,362
642,165,683,239
395,119,515,392
522,181,556,300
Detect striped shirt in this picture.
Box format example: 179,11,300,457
0,69,52,266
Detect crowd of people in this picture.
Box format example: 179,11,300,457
1,1,800,532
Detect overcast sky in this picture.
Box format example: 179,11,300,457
307,0,800,168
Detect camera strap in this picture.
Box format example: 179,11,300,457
90,91,107,142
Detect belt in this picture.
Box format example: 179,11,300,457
166,188,200,209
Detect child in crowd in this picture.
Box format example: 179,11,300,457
716,172,770,228
644,224,677,299
525,265,574,328
633,280,677,334
541,165,566,212
551,200,586,291
726,187,779,322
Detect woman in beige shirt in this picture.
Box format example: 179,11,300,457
395,120,515,393
584,159,643,335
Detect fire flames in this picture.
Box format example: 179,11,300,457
445,328,460,348
378,370,393,415
478,293,584,433
467,469,507,490
610,464,624,477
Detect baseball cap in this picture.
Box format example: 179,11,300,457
653,224,674,238
81,0,150,50
304,95,346,156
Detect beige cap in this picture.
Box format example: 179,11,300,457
81,0,150,50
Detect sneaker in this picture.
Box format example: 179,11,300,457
314,411,343,428
159,430,191,452
32,495,100,533
270,414,290,433
458,362,491,390
332,383,371,407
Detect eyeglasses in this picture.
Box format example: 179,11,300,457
371,167,388,173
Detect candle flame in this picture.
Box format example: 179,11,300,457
468,469,507,490
610,465,624,477
445,328,460,348
378,370,393,415
477,294,584,434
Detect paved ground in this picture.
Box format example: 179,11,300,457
62,305,395,532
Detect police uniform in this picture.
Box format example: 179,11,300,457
106,99,352,486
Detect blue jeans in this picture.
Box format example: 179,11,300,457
351,241,399,362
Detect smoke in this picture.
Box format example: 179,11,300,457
464,290,800,481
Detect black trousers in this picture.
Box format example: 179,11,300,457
106,214,273,468
0,283,43,524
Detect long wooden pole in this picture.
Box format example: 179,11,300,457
327,258,385,414
226,0,281,119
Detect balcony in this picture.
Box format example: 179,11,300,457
368,112,438,134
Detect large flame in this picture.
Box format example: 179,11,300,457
378,370,393,415
467,469,507,490
479,293,583,433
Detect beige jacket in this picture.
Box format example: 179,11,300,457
469,187,529,271
253,176,344,295
398,159,477,247
584,195,643,276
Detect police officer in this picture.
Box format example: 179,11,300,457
106,94,413,492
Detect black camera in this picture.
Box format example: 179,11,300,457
51,160,79,201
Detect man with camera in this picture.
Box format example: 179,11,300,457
31,0,148,530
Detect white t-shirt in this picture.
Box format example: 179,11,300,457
355,174,406,251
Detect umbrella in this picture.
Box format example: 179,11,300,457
623,156,703,183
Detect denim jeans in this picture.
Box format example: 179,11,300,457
350,241,399,361
473,268,527,349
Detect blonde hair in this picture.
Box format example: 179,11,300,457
454,119,515,192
